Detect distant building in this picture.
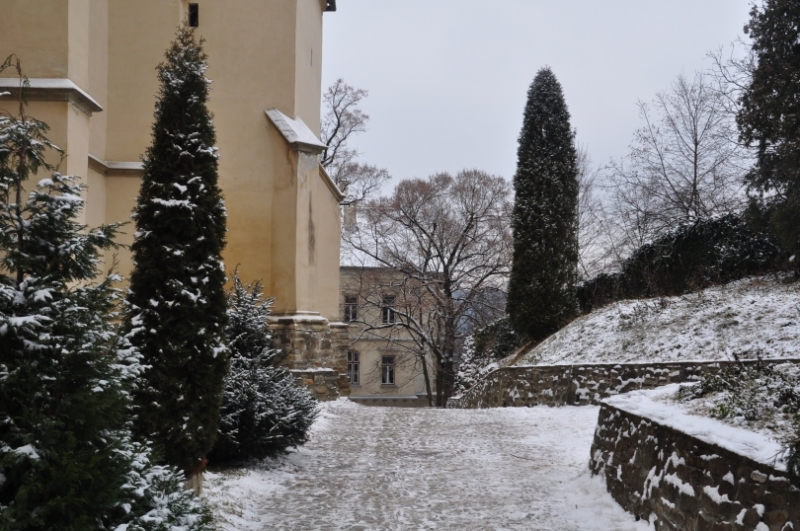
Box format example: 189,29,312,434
0,0,346,373
340,266,438,407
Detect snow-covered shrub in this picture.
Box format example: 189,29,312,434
210,274,317,463
0,59,212,529
127,26,229,476
578,213,786,313
454,318,520,397
678,359,800,487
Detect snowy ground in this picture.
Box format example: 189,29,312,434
204,400,652,531
518,276,800,366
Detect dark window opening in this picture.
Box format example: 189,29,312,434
381,356,395,385
347,351,360,385
381,295,396,324
188,4,199,27
344,295,358,322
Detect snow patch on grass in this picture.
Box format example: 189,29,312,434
518,276,800,366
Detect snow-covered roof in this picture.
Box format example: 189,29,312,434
0,78,103,114
265,109,328,154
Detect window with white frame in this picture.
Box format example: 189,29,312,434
347,350,360,385
381,355,395,385
381,295,396,324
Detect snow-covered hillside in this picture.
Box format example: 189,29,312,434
517,276,800,366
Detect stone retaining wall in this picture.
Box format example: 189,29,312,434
446,359,800,409
590,402,799,530
290,369,347,402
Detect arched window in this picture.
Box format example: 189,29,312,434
347,350,360,385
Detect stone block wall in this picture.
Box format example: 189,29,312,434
270,316,350,401
446,359,800,409
590,402,799,531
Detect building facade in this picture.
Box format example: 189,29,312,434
340,266,438,407
0,0,348,376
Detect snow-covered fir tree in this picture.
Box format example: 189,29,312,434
210,274,318,462
506,67,579,342
126,27,229,478
0,59,212,529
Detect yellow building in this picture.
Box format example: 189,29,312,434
0,0,347,370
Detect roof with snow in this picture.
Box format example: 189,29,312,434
265,109,328,154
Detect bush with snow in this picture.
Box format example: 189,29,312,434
126,26,229,477
454,318,520,397
577,213,786,313
678,359,800,487
0,57,212,529
210,274,317,463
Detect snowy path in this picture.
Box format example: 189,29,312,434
205,401,652,531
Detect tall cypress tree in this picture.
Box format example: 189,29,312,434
507,67,579,342
0,58,213,529
127,27,228,477
738,0,800,267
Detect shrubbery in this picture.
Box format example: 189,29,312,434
0,61,212,529
577,213,787,313
678,359,800,488
210,275,317,463
454,317,522,397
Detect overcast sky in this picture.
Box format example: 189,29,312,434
321,0,753,188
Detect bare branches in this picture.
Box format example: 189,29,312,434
319,79,391,204
604,72,748,260
342,170,512,405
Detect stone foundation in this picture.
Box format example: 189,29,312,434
447,359,800,409
590,402,799,531
269,313,350,400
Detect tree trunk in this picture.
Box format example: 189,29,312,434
419,352,434,407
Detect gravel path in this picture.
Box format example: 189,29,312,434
205,401,652,531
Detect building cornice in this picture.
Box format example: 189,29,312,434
0,78,103,115
319,164,346,203
88,154,144,177
266,109,329,154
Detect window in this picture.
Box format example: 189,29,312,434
347,351,360,385
343,295,357,322
381,356,395,385
188,4,199,27
381,295,396,324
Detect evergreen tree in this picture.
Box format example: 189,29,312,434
0,58,212,530
210,274,317,462
127,27,229,477
738,0,800,267
507,67,579,341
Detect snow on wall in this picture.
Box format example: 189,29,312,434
590,397,799,531
447,359,800,410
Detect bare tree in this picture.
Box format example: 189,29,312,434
342,169,512,406
320,79,390,203
575,145,615,278
605,72,747,258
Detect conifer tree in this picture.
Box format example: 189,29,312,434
210,273,317,462
127,27,229,478
0,57,212,530
738,0,800,267
507,67,579,341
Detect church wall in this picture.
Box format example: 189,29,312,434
0,0,69,79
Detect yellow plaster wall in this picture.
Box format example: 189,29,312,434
0,0,69,79
1,0,342,322
88,0,108,159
